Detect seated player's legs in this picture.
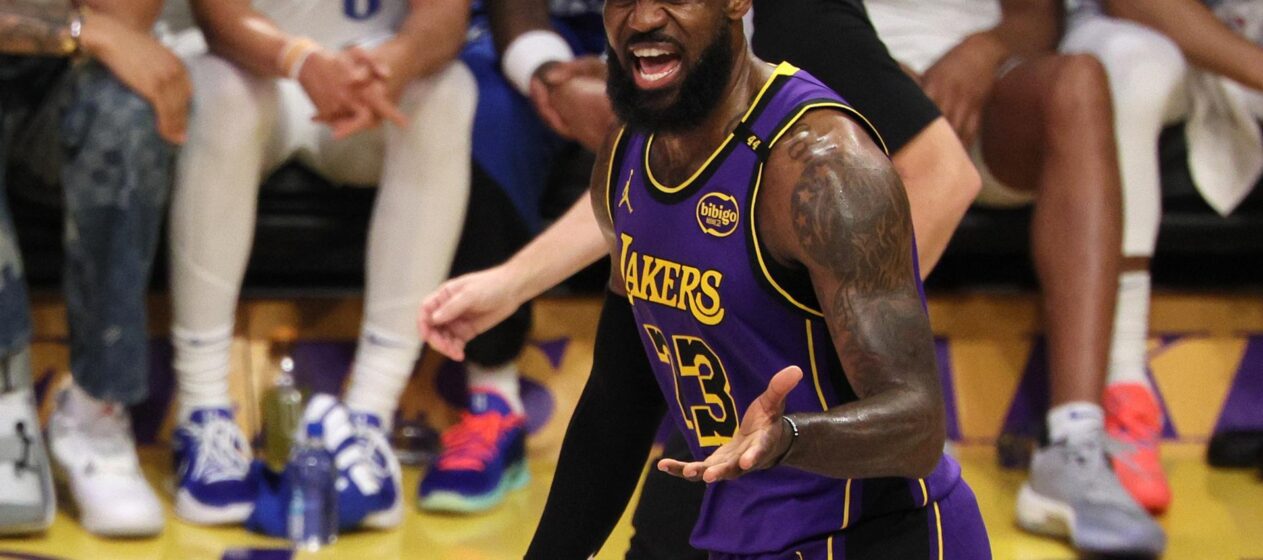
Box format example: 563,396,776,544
418,18,582,512
1062,13,1188,514
168,53,283,525
0,59,53,535
978,55,1163,556
334,62,477,522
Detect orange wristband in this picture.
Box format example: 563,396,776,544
278,37,319,79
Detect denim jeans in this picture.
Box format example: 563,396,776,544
0,57,172,404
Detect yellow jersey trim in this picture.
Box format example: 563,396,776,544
841,478,853,529
604,126,628,225
933,501,944,560
919,478,930,507
805,320,829,411
644,62,800,194
749,162,826,317
767,102,890,157
826,535,835,560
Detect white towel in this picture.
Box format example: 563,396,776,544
1185,0,1263,216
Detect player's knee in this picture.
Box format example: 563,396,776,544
1090,25,1186,121
1043,54,1114,144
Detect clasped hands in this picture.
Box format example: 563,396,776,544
297,44,410,139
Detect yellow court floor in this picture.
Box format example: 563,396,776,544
1,443,1260,560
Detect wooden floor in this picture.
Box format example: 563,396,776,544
0,443,1260,559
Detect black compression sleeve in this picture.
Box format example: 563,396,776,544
751,0,941,153
525,291,667,560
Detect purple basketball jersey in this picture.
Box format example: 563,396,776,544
603,63,965,555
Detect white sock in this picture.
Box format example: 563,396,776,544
468,362,523,414
1107,270,1153,390
343,325,421,427
1047,401,1104,443
172,325,234,420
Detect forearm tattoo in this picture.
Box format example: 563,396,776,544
0,0,74,56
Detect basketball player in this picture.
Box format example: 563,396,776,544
165,0,473,530
862,0,1165,555
455,0,994,555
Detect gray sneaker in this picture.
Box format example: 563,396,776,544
1017,428,1166,556
0,376,56,535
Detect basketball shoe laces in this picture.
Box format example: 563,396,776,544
187,414,250,484
437,412,518,472
1105,389,1160,473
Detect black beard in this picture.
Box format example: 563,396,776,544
607,23,735,133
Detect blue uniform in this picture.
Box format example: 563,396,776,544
605,62,990,559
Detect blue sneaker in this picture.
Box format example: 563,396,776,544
245,395,401,536
418,391,528,513
174,408,256,525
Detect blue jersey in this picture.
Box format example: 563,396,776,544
604,62,963,555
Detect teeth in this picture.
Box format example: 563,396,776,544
632,47,671,58
638,65,677,82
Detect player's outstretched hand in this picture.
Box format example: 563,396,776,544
418,266,524,361
658,366,803,483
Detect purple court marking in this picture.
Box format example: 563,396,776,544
1213,335,1263,434
935,337,962,441
999,337,1051,442
520,376,554,434
530,337,571,370
220,549,293,560
291,341,355,397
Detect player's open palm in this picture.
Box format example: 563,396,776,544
659,366,803,483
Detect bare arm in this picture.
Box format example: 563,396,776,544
921,0,1062,144
766,111,943,479
488,0,552,54
1108,0,1263,91
376,0,470,83
0,0,161,55
419,130,618,359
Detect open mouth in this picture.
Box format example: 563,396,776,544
629,42,683,90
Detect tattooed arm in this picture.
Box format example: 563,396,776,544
657,110,942,483
762,110,944,479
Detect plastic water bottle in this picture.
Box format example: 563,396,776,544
287,422,338,550
263,336,303,473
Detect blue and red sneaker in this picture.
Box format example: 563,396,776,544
418,391,528,513
173,408,256,525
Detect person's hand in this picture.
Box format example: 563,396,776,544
80,13,191,144
528,55,609,141
658,366,804,483
920,32,1008,146
297,48,377,128
322,44,411,139
418,266,526,361
549,75,615,152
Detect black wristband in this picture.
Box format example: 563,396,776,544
774,415,799,466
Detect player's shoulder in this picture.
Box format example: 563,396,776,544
765,109,890,185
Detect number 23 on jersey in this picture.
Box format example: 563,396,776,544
643,324,739,447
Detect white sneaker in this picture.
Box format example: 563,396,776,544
48,385,164,537
0,386,55,534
